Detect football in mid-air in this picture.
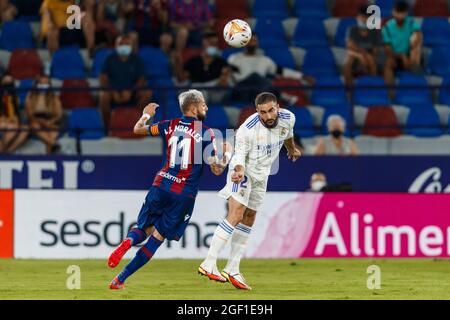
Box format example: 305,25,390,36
223,19,252,48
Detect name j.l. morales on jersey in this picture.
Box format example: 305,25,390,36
164,121,203,143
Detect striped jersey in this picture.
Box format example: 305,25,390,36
148,115,217,198
229,108,296,182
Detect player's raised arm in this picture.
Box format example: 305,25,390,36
133,103,159,135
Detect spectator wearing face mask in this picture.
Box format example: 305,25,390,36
0,73,29,154
308,172,328,192
314,115,359,155
25,74,62,155
343,5,383,86
175,32,230,103
99,34,151,127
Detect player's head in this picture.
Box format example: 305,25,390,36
310,172,327,192
255,92,279,128
178,89,208,121
327,114,346,138
392,0,409,23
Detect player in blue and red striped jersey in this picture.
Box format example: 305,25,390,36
108,89,230,289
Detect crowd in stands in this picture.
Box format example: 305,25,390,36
0,0,449,155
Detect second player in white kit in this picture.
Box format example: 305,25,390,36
198,92,302,290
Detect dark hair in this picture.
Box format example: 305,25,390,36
255,92,277,106
358,4,371,16
203,31,218,40
394,0,409,12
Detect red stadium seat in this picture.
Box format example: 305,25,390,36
272,77,308,107
215,18,231,49
363,106,402,137
237,106,256,127
333,0,368,17
413,0,449,17
60,79,96,109
215,0,249,19
8,49,42,80
109,107,145,139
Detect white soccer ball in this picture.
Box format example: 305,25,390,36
223,19,252,48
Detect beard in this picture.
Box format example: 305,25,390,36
262,116,278,128
197,112,206,121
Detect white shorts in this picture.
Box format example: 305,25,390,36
218,170,268,211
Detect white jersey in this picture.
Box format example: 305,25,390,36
229,108,296,182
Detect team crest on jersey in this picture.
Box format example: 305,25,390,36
239,189,245,197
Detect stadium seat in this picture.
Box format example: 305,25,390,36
181,47,203,65
438,75,450,105
60,79,96,109
8,49,42,80
69,108,105,140
17,79,34,106
139,46,171,78
204,105,230,131
109,107,144,139
427,46,450,76
310,76,349,106
362,106,402,137
252,0,289,18
215,0,249,19
11,0,41,18
376,0,394,17
405,104,444,137
0,21,34,51
333,0,368,17
293,0,329,19
421,18,450,47
263,47,296,69
51,47,86,79
149,77,177,107
215,18,232,49
292,19,329,48
290,107,316,137
237,107,256,127
321,103,352,135
302,48,339,77
254,18,289,48
353,76,390,106
334,18,357,47
394,73,432,105
91,48,114,77
413,0,449,17
272,77,308,106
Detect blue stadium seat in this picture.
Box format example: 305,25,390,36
334,18,357,47
0,21,34,51
252,0,289,18
68,108,105,140
405,104,443,137
17,79,34,106
290,107,316,137
149,77,177,106
91,48,114,77
421,18,450,47
51,47,86,79
205,105,230,133
311,76,349,105
321,103,353,135
395,73,432,105
428,46,450,76
293,0,329,19
222,47,243,60
139,46,171,78
439,75,450,105
353,76,390,106
254,18,289,48
264,47,296,69
292,19,329,48
376,0,394,17
302,48,338,77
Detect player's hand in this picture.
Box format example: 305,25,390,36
231,167,244,184
287,148,302,162
143,103,159,117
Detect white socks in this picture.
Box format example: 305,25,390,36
224,223,252,275
202,219,235,268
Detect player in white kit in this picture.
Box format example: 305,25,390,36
198,92,302,290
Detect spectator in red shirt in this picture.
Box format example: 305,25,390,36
169,0,214,51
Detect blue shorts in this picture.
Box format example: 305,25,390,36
137,186,196,241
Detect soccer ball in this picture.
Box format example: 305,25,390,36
223,19,252,48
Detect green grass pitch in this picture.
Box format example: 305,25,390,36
1,258,450,300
